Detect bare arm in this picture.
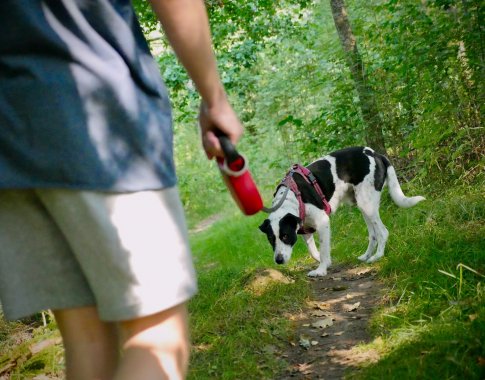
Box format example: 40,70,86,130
148,0,243,158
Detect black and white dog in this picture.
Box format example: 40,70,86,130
259,146,425,277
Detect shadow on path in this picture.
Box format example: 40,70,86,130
279,264,384,379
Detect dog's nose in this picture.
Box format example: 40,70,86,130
275,254,284,264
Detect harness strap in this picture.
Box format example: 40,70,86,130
292,165,332,216
277,164,331,234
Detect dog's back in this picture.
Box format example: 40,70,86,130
306,146,424,212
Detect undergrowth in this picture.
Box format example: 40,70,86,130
187,183,484,379
1,183,483,379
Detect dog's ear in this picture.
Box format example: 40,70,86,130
259,219,271,234
282,214,302,230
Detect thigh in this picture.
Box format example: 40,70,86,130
37,187,198,322
0,190,95,321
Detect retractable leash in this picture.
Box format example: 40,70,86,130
216,134,264,215
216,135,328,217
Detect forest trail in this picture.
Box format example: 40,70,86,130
279,264,384,379
189,213,223,234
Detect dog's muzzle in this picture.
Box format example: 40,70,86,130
275,254,284,264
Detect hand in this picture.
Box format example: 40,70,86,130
199,95,243,159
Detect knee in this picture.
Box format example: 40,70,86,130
118,303,190,376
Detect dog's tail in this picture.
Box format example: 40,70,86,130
385,164,425,208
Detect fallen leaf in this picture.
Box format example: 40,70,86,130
343,302,361,312
321,332,329,337
299,335,311,350
312,317,333,329
478,357,485,366
194,343,212,352
334,331,344,336
358,281,373,289
297,362,313,375
311,340,319,346
302,323,311,327
332,285,349,291
311,310,329,317
308,301,330,310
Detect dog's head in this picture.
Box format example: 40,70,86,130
259,213,301,265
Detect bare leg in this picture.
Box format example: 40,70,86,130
53,306,119,380
115,302,190,380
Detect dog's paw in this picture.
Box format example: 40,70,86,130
307,268,327,277
365,255,382,264
358,254,370,262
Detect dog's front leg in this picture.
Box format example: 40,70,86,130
302,234,320,262
307,219,331,277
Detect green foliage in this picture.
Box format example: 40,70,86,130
350,188,485,379
346,0,483,183
133,0,482,219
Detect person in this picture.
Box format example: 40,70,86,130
0,0,243,379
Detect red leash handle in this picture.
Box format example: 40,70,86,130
215,134,263,215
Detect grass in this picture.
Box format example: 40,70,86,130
0,317,63,378
350,189,485,379
0,184,483,379
187,210,312,379
186,184,484,379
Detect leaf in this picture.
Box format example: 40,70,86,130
308,301,330,310
310,310,329,317
297,362,314,375
343,302,361,312
312,317,333,329
299,335,311,350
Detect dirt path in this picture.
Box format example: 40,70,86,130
189,213,223,234
279,263,383,379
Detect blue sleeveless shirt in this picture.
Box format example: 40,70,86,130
0,0,176,192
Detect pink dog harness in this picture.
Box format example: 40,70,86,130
278,164,331,234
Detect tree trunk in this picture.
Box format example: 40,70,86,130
329,0,387,155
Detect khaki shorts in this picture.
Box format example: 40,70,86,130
0,187,197,321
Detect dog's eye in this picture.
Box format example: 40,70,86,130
281,234,289,242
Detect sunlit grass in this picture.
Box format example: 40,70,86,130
1,185,483,379
187,185,485,379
